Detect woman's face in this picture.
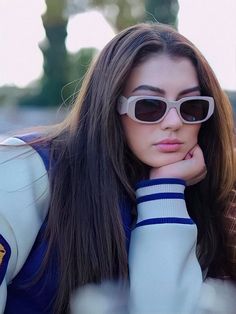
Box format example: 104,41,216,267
121,54,201,168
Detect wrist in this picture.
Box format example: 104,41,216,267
136,177,186,190
135,178,194,227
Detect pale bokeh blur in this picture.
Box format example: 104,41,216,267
0,0,235,135
1,0,235,90
178,0,236,91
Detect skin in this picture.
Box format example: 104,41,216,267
121,54,207,184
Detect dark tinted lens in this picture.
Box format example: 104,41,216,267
180,99,209,122
135,99,166,122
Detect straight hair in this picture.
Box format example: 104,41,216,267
33,23,235,313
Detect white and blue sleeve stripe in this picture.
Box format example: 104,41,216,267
128,178,202,314
135,178,194,227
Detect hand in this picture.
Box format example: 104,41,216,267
149,145,207,186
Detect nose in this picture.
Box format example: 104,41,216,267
160,108,183,130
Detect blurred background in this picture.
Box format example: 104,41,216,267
0,0,236,135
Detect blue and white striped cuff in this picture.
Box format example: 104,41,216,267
135,178,194,227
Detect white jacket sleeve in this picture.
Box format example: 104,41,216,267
0,137,50,313
128,178,236,314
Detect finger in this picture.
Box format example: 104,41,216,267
184,144,203,161
184,152,193,160
188,144,203,157
187,145,205,169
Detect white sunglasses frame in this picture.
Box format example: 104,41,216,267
117,95,215,124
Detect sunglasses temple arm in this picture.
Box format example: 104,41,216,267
117,96,128,115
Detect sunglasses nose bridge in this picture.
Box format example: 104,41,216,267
162,101,183,126
168,100,178,108
166,100,180,116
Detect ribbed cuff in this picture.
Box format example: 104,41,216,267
135,178,194,227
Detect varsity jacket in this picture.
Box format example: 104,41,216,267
0,137,236,313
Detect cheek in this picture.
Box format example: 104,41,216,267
183,124,201,150
121,117,152,149
190,124,201,141
121,118,151,163
121,117,202,168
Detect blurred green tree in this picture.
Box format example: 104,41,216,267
62,47,97,106
39,0,70,106
90,0,179,30
145,0,179,28
89,0,144,31
19,0,179,107
20,0,70,107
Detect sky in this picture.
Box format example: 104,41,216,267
0,0,235,90
178,0,236,91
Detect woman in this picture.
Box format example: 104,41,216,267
0,23,236,313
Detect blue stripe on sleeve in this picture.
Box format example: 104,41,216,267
135,217,195,228
135,178,186,189
137,192,184,204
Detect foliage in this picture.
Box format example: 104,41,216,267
145,0,179,28
18,0,180,107
89,0,144,31
19,0,69,107
89,0,179,30
62,48,98,106
227,91,236,116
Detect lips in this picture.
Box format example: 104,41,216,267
156,139,182,145
154,138,183,152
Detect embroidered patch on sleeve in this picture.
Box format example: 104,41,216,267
0,234,11,285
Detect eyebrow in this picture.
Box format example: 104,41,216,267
132,85,201,96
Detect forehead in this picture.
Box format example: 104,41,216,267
124,54,199,96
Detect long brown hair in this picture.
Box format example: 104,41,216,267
37,23,235,312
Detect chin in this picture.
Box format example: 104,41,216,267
147,153,186,168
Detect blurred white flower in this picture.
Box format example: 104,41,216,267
70,281,128,314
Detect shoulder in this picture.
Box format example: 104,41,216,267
0,136,49,199
0,136,50,278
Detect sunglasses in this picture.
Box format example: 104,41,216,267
117,95,214,124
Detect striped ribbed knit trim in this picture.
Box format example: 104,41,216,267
135,178,185,189
135,217,194,228
136,198,190,223
137,192,184,204
135,179,193,226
